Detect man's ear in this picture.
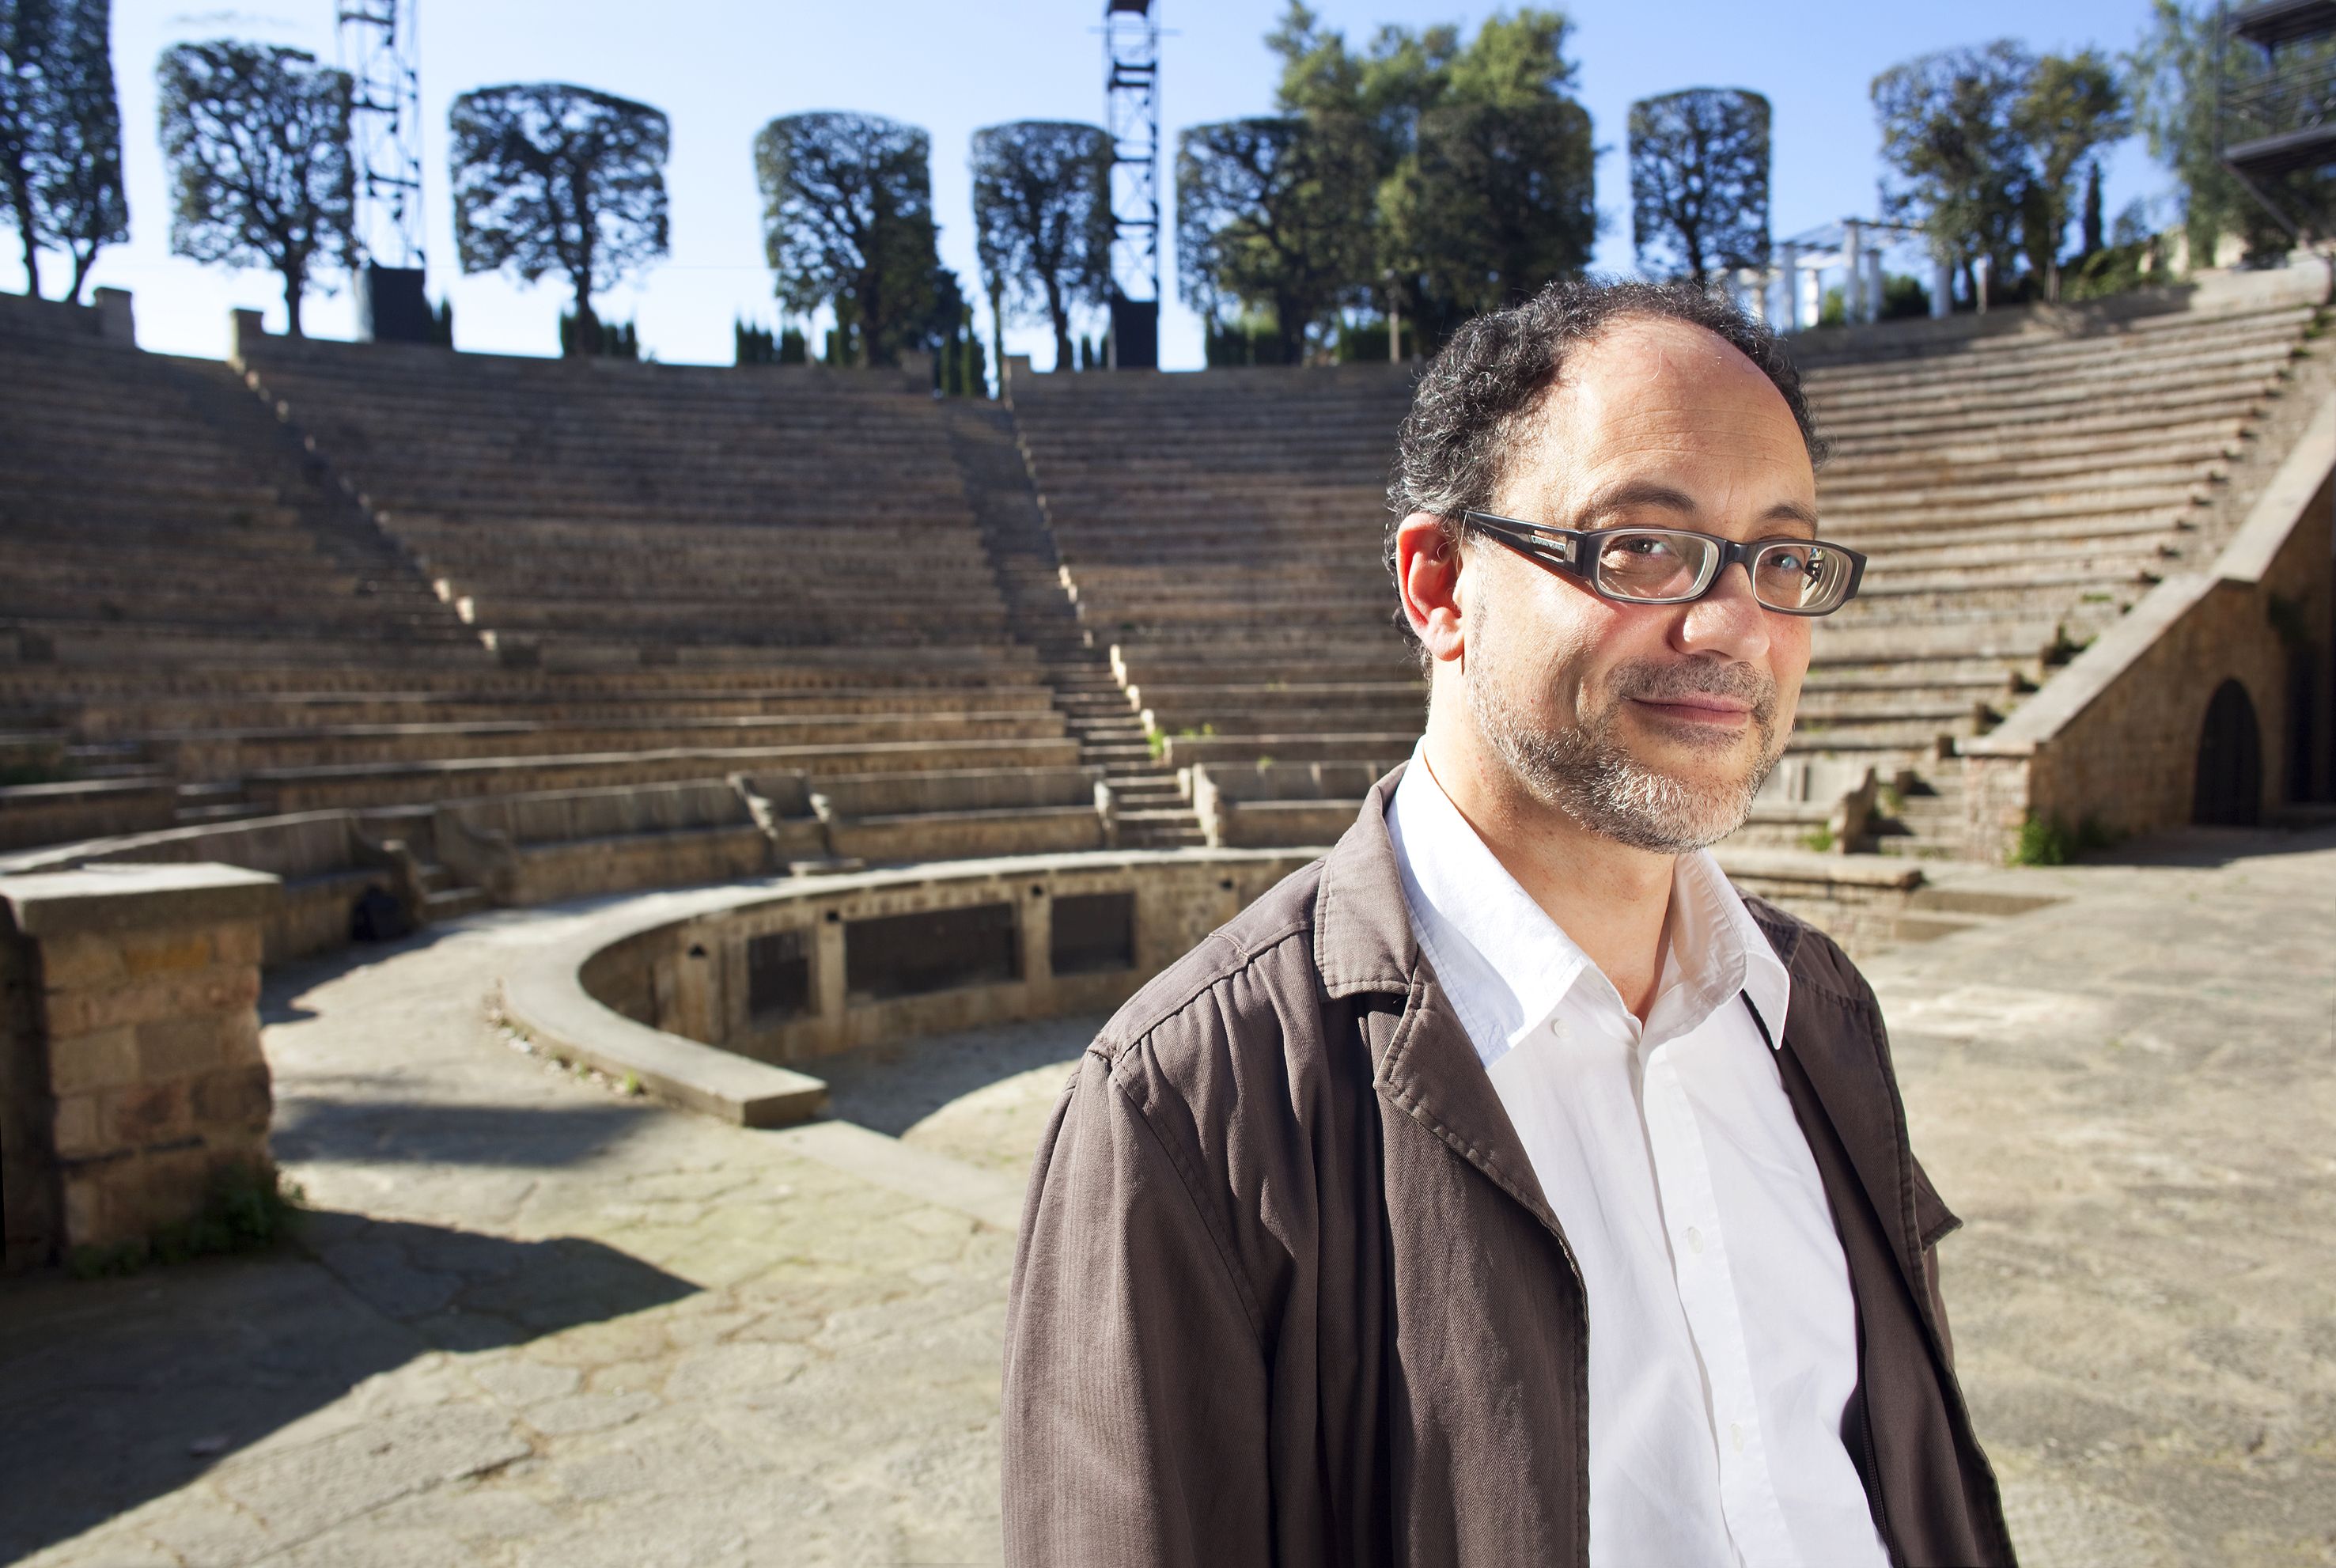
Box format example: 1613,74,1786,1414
1395,512,1466,665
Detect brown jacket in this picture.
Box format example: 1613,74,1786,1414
1003,766,2012,1566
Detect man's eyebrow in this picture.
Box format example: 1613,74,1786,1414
1571,483,1823,536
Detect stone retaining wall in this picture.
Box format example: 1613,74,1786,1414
1964,392,2336,855
0,863,282,1271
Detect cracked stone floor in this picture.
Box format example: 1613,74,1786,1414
4,828,2333,1566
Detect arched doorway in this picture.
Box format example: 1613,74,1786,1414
2192,679,2263,827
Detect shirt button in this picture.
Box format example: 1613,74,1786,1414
1547,1018,1566,1040
1730,1422,1745,1453
1684,1226,1704,1256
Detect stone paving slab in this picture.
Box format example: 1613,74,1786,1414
4,831,2332,1566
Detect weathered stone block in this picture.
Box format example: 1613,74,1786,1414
104,1078,190,1147
60,1169,108,1246
216,1010,264,1068
191,1064,272,1132
36,933,123,992
210,923,264,968
42,964,261,1037
46,1025,139,1095
51,1093,100,1160
137,1014,232,1079
119,930,218,979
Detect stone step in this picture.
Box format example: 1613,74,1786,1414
424,884,493,921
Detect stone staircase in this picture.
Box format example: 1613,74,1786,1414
942,401,1205,849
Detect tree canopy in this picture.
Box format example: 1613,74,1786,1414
971,119,1112,373
450,82,670,350
1213,2,1592,357
1,0,124,301
757,111,938,368
157,40,352,337
2128,0,2301,264
1383,98,1595,320
2012,51,2127,296
1874,42,2031,303
1627,88,1770,284
1875,40,2132,305
1176,114,1378,364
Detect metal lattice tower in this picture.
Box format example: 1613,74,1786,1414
338,0,424,269
1104,0,1160,307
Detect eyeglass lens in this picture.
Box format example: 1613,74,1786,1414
1592,531,1849,612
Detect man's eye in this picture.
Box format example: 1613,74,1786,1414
1607,536,1675,560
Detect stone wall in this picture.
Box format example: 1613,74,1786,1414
577,851,1315,1067
0,864,282,1272
1963,393,2336,857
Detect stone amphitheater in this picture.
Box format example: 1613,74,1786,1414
3,271,2334,1566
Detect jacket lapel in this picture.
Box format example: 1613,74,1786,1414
1316,764,1563,1237
1746,899,1926,1304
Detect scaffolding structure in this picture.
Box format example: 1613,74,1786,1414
2219,0,2336,242
338,0,424,267
338,0,432,340
1104,0,1160,368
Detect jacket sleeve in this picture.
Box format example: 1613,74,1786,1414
1001,1046,1274,1568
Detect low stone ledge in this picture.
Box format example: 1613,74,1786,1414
500,953,827,1129
495,850,1313,1126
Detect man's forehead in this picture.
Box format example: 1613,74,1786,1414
1498,316,1815,515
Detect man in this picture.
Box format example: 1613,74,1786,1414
1002,279,2012,1566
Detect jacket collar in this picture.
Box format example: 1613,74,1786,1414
1318,761,1562,1231
1318,762,1917,1296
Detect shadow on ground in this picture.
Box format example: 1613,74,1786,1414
0,1212,695,1562
2075,822,2336,869
813,1013,1105,1138
271,1096,658,1167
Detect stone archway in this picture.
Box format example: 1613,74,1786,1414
2192,679,2263,827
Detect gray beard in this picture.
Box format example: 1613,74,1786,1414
1464,619,1785,855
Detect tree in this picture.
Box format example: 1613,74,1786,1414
2012,51,2126,298
1383,99,1596,319
1260,2,1592,353
41,0,121,301
1,0,56,294
157,40,352,337
2128,0,2296,267
1873,42,2032,308
2,0,123,299
1176,113,1379,363
757,111,938,368
1628,88,1770,284
970,119,1111,374
450,82,669,353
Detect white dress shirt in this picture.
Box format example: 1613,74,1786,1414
1387,752,1889,1568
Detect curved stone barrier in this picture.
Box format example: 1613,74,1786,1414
499,849,1313,1127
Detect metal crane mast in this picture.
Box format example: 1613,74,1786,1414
1104,0,1160,368
338,0,432,339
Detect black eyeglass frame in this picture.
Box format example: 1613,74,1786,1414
1458,509,1868,617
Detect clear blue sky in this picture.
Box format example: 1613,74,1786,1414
14,0,2175,370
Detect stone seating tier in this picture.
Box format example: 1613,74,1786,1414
805,766,1114,863
240,337,1005,672
251,736,1086,814
45,684,1060,740
0,778,180,851
145,710,1066,776
0,811,422,961
435,779,775,906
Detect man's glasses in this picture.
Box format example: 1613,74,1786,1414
1460,511,1868,617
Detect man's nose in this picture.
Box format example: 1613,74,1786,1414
1671,560,1773,662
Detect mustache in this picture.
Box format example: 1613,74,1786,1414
1605,658,1778,723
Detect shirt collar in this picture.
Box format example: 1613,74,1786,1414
1387,743,1791,1069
